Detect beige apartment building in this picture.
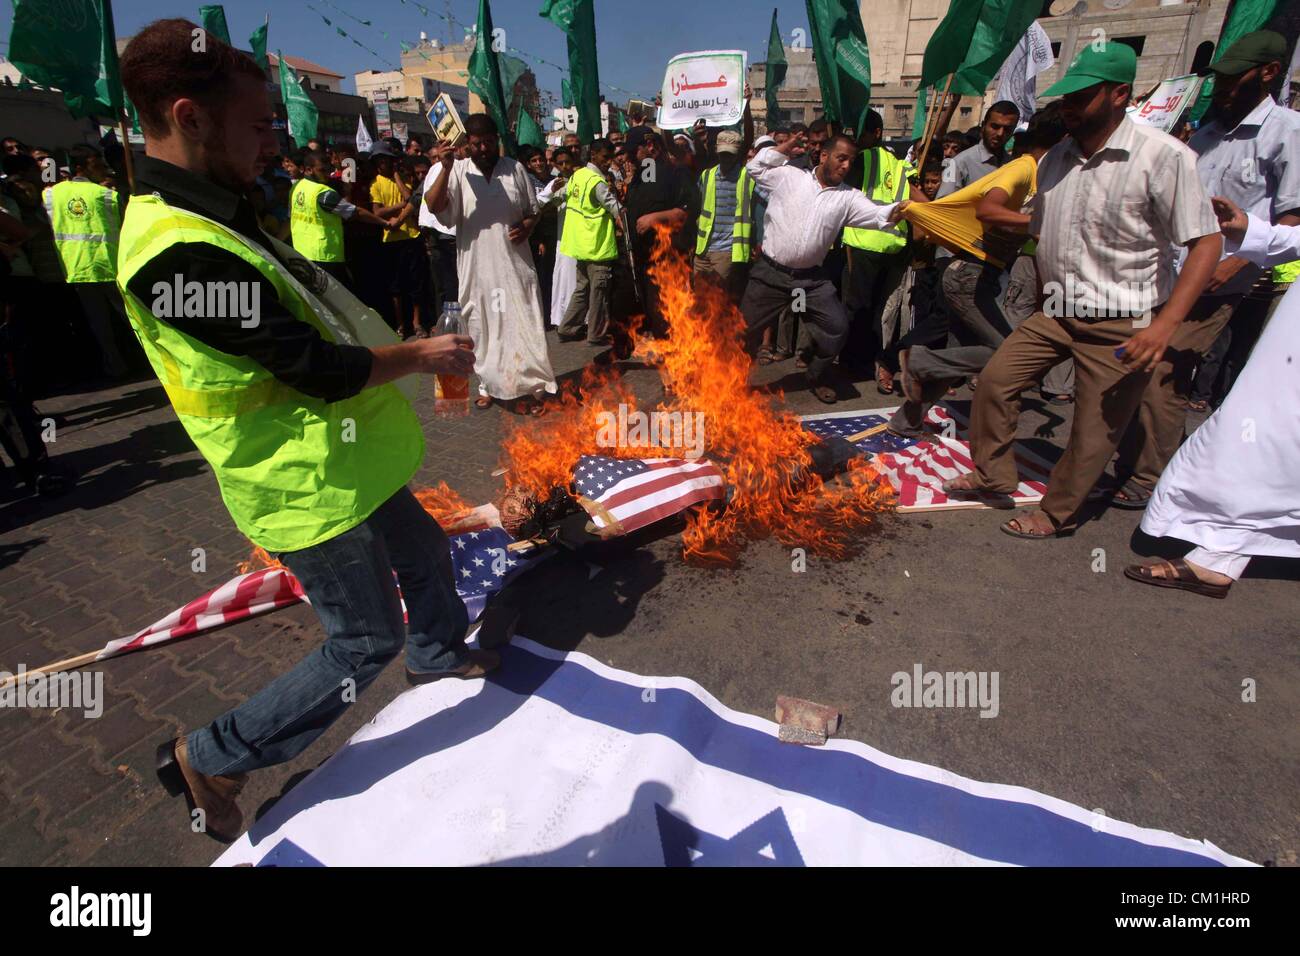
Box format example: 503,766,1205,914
753,0,1234,139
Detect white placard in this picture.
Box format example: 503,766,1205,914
1128,74,1203,132
657,49,747,130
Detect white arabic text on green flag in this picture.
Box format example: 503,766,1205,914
277,51,319,145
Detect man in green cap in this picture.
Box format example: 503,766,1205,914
1100,30,1300,512
946,39,1223,540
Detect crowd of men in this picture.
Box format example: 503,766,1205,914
0,18,1296,838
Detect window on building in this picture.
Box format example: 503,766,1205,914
1115,35,1146,57
1191,40,1215,74
1051,42,1061,59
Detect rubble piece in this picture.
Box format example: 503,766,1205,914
775,695,842,746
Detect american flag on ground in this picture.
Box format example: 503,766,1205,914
449,526,534,620
573,455,726,536
801,404,1057,513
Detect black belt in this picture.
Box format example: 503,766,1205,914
760,253,826,281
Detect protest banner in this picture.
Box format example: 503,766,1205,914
657,50,747,129
374,88,392,138
1128,74,1204,133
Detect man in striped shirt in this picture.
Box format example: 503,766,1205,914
947,42,1222,539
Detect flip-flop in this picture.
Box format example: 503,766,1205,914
1123,558,1230,599
757,347,776,366
811,384,837,404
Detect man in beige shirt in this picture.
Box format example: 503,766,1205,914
946,42,1222,538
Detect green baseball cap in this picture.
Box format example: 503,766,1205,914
1042,42,1138,97
1206,30,1287,77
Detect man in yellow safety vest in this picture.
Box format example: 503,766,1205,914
117,19,483,843
43,145,132,378
289,148,397,290
556,138,624,346
839,111,912,389
693,129,755,304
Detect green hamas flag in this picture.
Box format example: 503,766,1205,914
499,53,529,114
1191,0,1283,120
516,108,546,148
249,20,270,74
199,5,232,45
766,7,787,127
616,108,629,133
561,77,575,109
467,0,516,153
920,0,1041,95
804,0,872,134
277,51,319,145
919,0,985,90
952,0,1041,95
9,0,124,119
911,85,929,139
540,0,602,142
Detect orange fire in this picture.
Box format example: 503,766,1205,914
241,225,893,573
499,225,894,565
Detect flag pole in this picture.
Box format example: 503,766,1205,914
917,72,954,174
118,109,136,191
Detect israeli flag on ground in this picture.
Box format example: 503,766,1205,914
216,639,1250,867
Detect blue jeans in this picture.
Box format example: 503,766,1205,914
186,488,470,776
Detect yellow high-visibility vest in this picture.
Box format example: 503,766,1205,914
559,167,618,261
842,147,908,253
116,194,423,552
695,165,754,263
290,178,345,263
43,180,121,283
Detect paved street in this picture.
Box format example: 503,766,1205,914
1,334,1296,867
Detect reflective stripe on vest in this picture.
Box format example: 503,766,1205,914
290,178,346,263
696,165,755,263
558,167,618,261
115,194,423,552
842,148,908,253
44,181,120,282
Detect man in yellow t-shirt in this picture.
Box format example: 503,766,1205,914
370,141,431,338
888,105,1068,437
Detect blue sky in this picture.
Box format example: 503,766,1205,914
1,0,802,104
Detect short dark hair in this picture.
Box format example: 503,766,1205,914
808,117,830,135
824,132,859,153
407,133,424,149
789,122,808,135
551,146,572,161
588,137,613,158
465,113,499,137
921,157,945,178
942,130,966,145
2,153,37,177
67,145,100,175
861,110,883,134
986,100,1021,121
301,149,328,169
121,18,267,138
1020,102,1067,152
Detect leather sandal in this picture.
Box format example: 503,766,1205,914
1123,558,1230,599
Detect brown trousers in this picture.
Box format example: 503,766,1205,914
1115,295,1237,489
970,311,1154,531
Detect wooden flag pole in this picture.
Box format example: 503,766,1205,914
917,72,955,175
0,650,104,691
118,109,136,191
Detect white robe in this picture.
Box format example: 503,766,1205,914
1142,215,1300,558
435,156,557,400
538,176,576,327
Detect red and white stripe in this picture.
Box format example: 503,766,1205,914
583,459,726,535
95,567,306,662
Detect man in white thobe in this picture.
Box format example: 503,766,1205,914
1126,203,1300,597
426,114,557,414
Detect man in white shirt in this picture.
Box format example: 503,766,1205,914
419,140,460,317
740,131,903,403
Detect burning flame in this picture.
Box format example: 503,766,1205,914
499,225,893,565
241,226,893,573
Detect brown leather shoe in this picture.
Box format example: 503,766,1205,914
155,737,247,843
406,648,501,685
